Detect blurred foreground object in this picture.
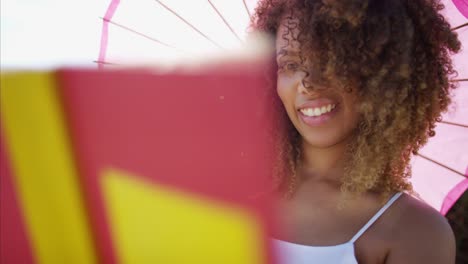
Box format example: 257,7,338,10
0,60,277,264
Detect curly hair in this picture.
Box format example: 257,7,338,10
252,0,461,200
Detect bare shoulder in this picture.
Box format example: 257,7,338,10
385,193,456,264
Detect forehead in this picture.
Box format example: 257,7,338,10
276,16,301,53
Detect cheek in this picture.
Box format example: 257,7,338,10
276,75,298,105
276,82,287,105
341,94,362,129
276,82,296,120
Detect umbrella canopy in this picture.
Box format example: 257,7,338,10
410,0,468,215
98,0,257,66
98,0,468,214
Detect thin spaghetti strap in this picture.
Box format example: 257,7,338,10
349,192,403,243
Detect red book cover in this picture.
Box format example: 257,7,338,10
58,63,279,264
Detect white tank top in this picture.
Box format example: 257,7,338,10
273,192,403,264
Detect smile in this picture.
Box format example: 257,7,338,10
299,104,336,117
297,103,338,127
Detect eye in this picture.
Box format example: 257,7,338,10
278,61,300,73
286,62,300,70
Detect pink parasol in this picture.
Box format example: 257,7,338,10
410,0,468,215
97,0,258,67
97,0,468,214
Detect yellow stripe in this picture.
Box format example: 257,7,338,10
102,168,266,264
0,72,97,264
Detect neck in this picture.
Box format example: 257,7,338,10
298,139,350,184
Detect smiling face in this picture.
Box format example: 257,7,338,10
276,16,361,149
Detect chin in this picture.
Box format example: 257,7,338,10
302,137,346,149
299,129,354,149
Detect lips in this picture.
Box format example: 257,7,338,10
296,98,339,127
297,98,337,110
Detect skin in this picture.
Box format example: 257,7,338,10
273,16,456,264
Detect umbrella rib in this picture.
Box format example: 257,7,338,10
452,22,468,31
451,78,468,83
93,60,121,66
242,0,252,18
416,153,467,178
439,120,468,128
154,0,223,49
207,0,243,43
100,17,181,52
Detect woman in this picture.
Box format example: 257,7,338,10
252,0,461,263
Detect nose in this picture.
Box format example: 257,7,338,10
298,77,328,96
298,80,311,95
298,79,320,96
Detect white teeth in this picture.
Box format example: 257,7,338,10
300,104,336,117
